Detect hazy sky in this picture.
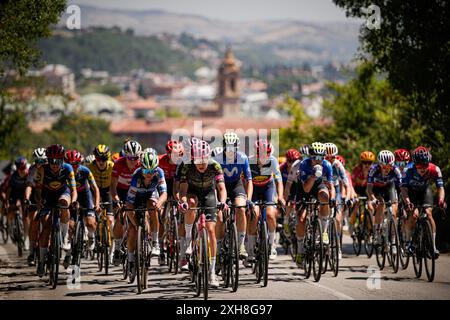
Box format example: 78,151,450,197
69,0,353,23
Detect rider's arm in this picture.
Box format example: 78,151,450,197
67,167,78,203
179,182,188,203
110,175,119,201
217,181,227,203
284,181,292,200
366,183,375,201
271,156,284,202
91,180,100,209
243,156,253,201
156,169,168,209
438,187,445,204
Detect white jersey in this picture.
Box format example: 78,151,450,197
287,159,302,184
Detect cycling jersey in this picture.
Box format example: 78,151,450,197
299,158,333,185
351,164,368,188
179,160,224,193
280,161,290,184
35,163,76,192
26,165,38,188
158,154,178,181
74,165,97,195
248,155,282,188
174,162,185,182
367,164,402,188
9,170,29,194
401,162,444,191
88,160,114,189
287,159,302,184
213,151,252,183
331,159,349,186
112,157,141,190
126,167,167,205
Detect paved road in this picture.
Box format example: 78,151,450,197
1,235,450,300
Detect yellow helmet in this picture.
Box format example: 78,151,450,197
360,151,375,162
93,144,111,160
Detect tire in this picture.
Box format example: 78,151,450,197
122,247,128,280
50,228,61,289
104,222,110,275
330,219,339,277
16,213,24,257
363,210,374,258
223,224,230,287
312,217,323,282
262,221,269,287
1,215,8,243
398,217,410,270
375,234,386,270
423,220,435,282
136,225,143,294
230,222,239,292
97,225,103,272
290,232,297,262
201,228,209,300
388,218,399,273
193,238,200,296
304,218,313,279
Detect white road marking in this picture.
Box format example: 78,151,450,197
307,281,355,300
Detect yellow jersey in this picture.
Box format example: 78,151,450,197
88,160,114,189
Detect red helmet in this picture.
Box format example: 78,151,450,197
166,140,184,157
46,144,65,159
412,146,432,164
335,155,346,166
255,139,272,157
394,149,411,162
286,148,301,162
64,149,82,164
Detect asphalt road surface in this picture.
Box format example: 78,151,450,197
1,235,450,300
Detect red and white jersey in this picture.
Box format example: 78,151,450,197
112,157,141,190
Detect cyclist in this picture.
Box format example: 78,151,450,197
349,151,376,237
34,144,78,277
401,146,446,257
367,150,402,245
324,143,350,259
24,148,47,266
89,144,115,263
246,138,285,265
178,139,227,288
280,148,301,235
394,149,411,172
125,148,167,282
111,140,142,266
157,140,184,265
294,142,335,266
213,132,253,263
65,149,100,268
6,157,30,252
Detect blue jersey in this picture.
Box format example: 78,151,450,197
299,158,333,186
368,164,402,188
401,162,444,191
126,167,167,204
214,151,252,183
74,165,97,195
248,155,282,188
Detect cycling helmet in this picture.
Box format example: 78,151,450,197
93,144,111,160
14,157,27,170
412,146,431,164
211,146,224,158
286,148,301,162
85,154,95,164
111,152,120,161
165,140,184,157
324,142,338,156
140,149,159,171
310,142,326,156
33,148,47,161
123,140,142,156
192,140,211,162
254,139,272,157
223,132,240,147
394,149,411,162
377,150,395,165
46,144,65,159
360,151,375,162
300,144,310,158
65,150,82,164
335,155,346,166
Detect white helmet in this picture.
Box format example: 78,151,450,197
33,148,47,161
223,132,240,147
123,140,142,156
324,143,338,156
378,150,395,165
85,154,95,164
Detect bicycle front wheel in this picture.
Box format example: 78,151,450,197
330,219,339,277
388,218,399,273
103,222,110,275
136,226,143,294
423,220,435,282
397,216,410,270
230,222,239,292
304,218,313,279
201,228,209,300
363,210,374,258
16,213,25,257
312,218,323,282
50,228,61,289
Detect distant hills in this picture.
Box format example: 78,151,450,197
57,5,361,65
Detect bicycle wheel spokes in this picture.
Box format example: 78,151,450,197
312,218,323,282
50,228,61,289
136,226,143,294
201,228,209,300
230,222,239,292
330,219,339,277
363,211,374,258
388,219,399,273
262,221,269,287
304,219,312,279
423,220,435,282
397,218,410,270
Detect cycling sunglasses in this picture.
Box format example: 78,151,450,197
142,168,156,175
70,162,81,167
380,164,393,170
49,158,63,165
35,159,47,165
362,161,373,166
395,161,406,167
96,157,108,163
311,155,324,161
126,156,139,161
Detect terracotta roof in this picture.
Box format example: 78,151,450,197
125,98,161,110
